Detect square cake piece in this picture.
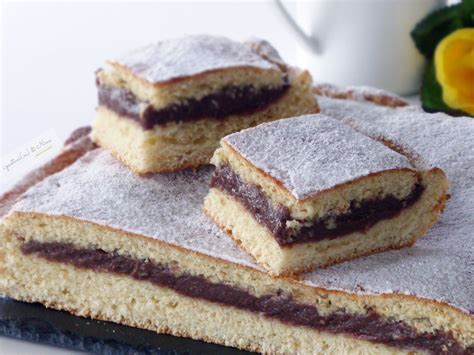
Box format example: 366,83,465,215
93,35,318,173
204,114,448,275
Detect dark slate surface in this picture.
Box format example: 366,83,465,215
0,297,253,354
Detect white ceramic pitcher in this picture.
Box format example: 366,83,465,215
275,0,445,95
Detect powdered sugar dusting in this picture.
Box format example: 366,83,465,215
306,95,474,313
223,114,412,200
114,35,281,84
12,150,256,268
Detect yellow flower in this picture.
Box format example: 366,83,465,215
435,28,474,115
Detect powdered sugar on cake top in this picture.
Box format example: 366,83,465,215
318,96,474,182
113,35,281,84
223,114,413,200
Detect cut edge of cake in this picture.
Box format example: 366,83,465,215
1,201,471,354
203,167,448,275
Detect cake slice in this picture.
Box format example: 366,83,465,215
1,144,472,354
204,114,448,275
92,35,318,174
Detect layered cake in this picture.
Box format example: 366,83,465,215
204,114,448,275
92,35,318,173
1,88,472,354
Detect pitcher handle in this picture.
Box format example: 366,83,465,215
274,0,321,54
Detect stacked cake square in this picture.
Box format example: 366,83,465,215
1,35,472,354
204,114,447,275
93,35,318,173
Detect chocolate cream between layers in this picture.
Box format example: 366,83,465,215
96,76,290,130
20,240,470,355
210,165,425,246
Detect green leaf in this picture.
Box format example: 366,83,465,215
411,4,464,58
421,61,469,116
460,0,474,26
421,61,448,111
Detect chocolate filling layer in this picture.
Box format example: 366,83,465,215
210,165,424,245
97,78,289,130
21,240,470,354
